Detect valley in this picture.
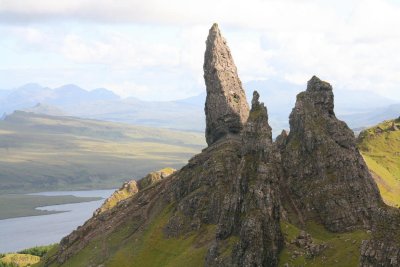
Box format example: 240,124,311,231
0,111,205,194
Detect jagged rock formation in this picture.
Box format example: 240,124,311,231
163,70,283,267
280,76,383,232
204,23,249,146
40,24,281,267
38,24,400,267
275,129,288,150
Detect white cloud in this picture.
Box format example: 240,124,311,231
0,0,400,100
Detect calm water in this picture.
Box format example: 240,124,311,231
0,189,115,253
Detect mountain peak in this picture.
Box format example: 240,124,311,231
210,22,220,33
203,23,249,146
55,84,85,93
284,76,383,232
296,75,335,115
307,75,332,92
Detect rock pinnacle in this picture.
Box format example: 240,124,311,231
203,23,249,146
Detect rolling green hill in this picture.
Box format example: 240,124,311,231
0,111,205,193
358,117,400,207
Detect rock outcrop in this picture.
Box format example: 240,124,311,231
204,23,249,146
94,168,176,215
359,206,400,266
38,24,400,267
281,76,383,232
275,129,288,150
165,68,283,267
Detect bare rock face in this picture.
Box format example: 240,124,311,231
166,91,283,266
281,76,383,232
241,91,272,152
359,208,400,266
275,129,288,150
204,23,249,146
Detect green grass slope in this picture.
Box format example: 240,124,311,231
0,111,205,193
37,204,216,267
357,117,400,207
279,221,370,267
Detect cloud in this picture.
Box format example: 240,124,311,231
0,0,400,101
0,0,351,29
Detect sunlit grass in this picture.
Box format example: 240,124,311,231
358,118,400,207
0,253,40,267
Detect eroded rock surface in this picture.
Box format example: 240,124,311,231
204,23,249,146
281,76,383,232
360,208,400,266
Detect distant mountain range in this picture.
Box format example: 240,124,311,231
0,81,399,135
0,83,205,132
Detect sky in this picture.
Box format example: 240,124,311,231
0,0,400,101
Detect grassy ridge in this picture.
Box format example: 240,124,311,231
0,111,205,193
358,118,400,207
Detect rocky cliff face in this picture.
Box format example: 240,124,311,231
204,23,249,146
281,76,384,232
162,58,283,267
39,24,400,267
360,208,400,266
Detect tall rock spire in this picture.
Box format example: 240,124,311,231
281,75,383,232
203,23,249,146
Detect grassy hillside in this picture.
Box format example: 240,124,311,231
357,117,400,207
278,221,370,267
0,111,205,193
